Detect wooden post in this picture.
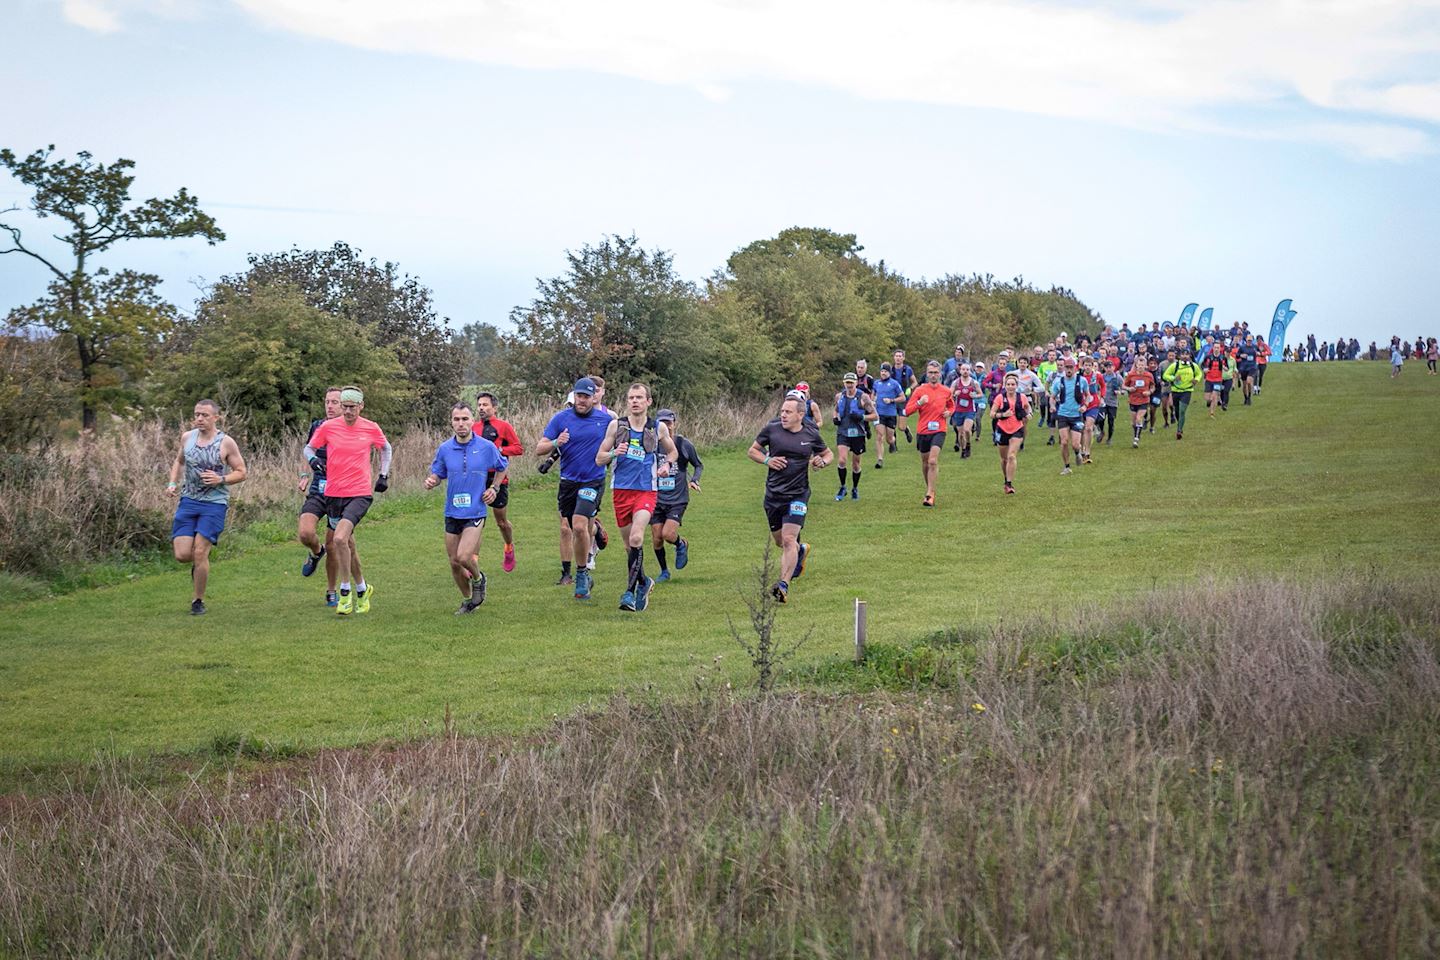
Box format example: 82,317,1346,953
854,599,867,663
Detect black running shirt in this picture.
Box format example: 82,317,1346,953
754,419,828,501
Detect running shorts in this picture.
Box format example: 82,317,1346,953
650,502,687,527
950,411,976,426
878,414,897,428
326,495,373,528
171,497,227,545
300,492,327,519
612,488,657,529
836,431,867,454
1129,402,1149,413
764,494,809,532
1055,415,1085,431
558,478,604,519
916,433,946,454
444,516,485,536
994,426,1025,446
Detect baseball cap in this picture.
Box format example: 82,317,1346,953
843,372,857,383
656,408,676,422
572,377,598,395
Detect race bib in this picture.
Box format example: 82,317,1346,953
578,487,598,502
451,492,472,509
625,439,645,461
927,421,940,432
845,426,861,437
317,478,327,495
658,476,677,490
788,501,808,517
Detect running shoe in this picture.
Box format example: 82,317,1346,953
586,540,598,571
851,488,859,500
834,487,847,501
903,426,913,444
302,546,325,577
337,590,354,616
1061,466,1072,475
502,544,516,573
961,445,970,459
470,572,487,607
657,569,671,582
1133,438,1140,448
953,441,961,452
1004,481,1015,495
326,591,338,607
674,537,689,570
875,459,884,469
1046,436,1055,446
594,522,608,551
574,569,592,600
455,600,475,615
922,495,934,508
190,599,206,616
556,572,574,586
618,589,636,612
1176,431,1183,440
771,581,789,604
793,542,809,579
635,575,654,611
888,441,897,453
356,584,373,614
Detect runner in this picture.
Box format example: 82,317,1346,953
950,363,985,458
1255,337,1271,392
1157,349,1177,428
1161,347,1200,439
832,372,877,500
650,408,703,582
941,343,967,383
423,402,508,614
793,381,824,425
748,395,833,604
537,377,612,599
167,398,247,615
1101,362,1122,445
471,392,524,573
1050,356,1089,475
296,387,359,607
304,386,391,616
1391,341,1405,377
891,350,916,444
871,363,905,465
1236,334,1260,404
903,360,954,507
596,382,679,611
1122,355,1156,448
1201,347,1228,416
1080,356,1105,464
1037,349,1059,445
853,359,876,396
990,372,1031,494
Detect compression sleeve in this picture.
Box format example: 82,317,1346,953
303,444,318,462
378,441,393,475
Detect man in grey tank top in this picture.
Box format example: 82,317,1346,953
167,398,247,615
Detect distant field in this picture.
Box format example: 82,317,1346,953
1,363,1436,764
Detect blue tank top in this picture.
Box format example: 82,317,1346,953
183,430,229,504
611,419,658,491
835,393,866,438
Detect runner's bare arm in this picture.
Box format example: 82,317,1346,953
219,437,247,484
657,424,678,476
166,430,189,496
596,420,620,466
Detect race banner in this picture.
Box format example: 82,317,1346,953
1267,299,1297,361
1177,303,1199,330
1195,307,1214,360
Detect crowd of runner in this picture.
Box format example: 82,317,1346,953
163,321,1432,614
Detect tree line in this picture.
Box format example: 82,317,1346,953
2,147,1104,452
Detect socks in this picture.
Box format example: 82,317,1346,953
851,470,861,489
340,581,351,594
627,546,644,591
654,546,668,571
356,580,367,594
562,560,572,577
837,466,847,488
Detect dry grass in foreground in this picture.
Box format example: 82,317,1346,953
3,578,1438,958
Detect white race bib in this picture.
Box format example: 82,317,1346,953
658,476,677,490
927,420,940,432
625,440,645,461
578,487,598,502
788,501,808,517
451,492,471,509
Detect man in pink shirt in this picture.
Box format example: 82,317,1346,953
305,385,393,616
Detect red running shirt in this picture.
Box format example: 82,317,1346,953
1123,370,1155,405
309,416,388,498
904,384,955,434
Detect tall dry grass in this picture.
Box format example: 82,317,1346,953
0,396,772,579
3,577,1437,957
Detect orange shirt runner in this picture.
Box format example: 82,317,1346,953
904,384,955,434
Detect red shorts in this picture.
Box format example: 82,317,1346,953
612,489,657,529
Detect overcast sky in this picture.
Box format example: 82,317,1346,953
4,0,1439,347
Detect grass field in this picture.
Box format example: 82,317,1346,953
0,363,1436,767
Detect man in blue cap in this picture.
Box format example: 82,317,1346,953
537,377,614,600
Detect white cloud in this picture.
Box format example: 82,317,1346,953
61,0,121,32
62,0,1440,156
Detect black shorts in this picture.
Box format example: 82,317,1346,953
994,426,1025,446
300,491,327,518
878,415,897,428
1129,402,1149,413
558,478,604,520
650,501,687,526
444,516,485,536
764,495,809,532
489,483,509,511
1055,414,1085,431
836,432,867,454
916,432,945,454
326,495,372,528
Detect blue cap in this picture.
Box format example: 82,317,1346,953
572,377,598,395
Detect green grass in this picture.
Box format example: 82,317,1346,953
0,363,1436,767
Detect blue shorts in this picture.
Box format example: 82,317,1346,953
171,497,227,545
1084,407,1102,421
950,411,976,426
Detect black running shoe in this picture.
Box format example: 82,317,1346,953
302,546,325,577
190,599,206,616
